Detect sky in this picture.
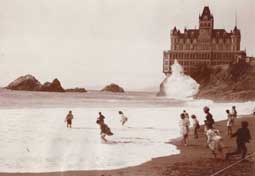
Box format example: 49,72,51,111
0,0,254,91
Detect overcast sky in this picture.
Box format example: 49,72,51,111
0,0,254,91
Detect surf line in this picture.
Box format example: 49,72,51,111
209,152,255,176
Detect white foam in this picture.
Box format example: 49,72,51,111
163,60,200,100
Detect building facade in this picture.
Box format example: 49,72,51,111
163,6,246,74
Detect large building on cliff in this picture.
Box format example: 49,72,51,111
163,6,246,74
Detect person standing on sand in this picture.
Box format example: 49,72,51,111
179,113,189,146
206,124,224,159
118,111,128,126
65,110,74,128
231,106,237,125
203,106,215,132
226,109,233,136
191,115,200,139
225,121,251,160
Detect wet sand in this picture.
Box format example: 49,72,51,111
0,114,254,176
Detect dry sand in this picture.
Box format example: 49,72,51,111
0,114,254,176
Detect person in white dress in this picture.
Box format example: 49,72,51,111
230,106,237,125
226,109,233,136
179,113,190,146
206,124,224,158
118,111,128,126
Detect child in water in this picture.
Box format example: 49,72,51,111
65,110,74,128
96,112,113,142
118,111,128,126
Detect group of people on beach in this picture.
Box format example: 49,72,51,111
64,110,128,142
64,105,251,160
179,105,251,160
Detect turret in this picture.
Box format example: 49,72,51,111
231,26,241,51
199,6,214,40
171,26,179,50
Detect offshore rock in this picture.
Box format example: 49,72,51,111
40,79,65,92
65,87,87,93
101,83,125,93
6,74,42,91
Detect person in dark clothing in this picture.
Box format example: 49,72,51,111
225,121,251,160
96,112,113,142
191,115,200,139
65,110,74,128
96,112,105,125
203,106,215,131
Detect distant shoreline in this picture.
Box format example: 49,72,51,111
1,88,254,104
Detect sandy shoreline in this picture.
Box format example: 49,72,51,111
0,114,254,176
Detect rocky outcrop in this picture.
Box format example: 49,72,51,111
40,79,65,92
65,87,87,93
6,74,42,91
101,83,125,93
190,61,255,101
6,75,66,92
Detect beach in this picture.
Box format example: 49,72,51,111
0,114,254,176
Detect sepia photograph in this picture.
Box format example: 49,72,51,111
0,0,254,176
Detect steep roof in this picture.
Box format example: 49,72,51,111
200,6,213,20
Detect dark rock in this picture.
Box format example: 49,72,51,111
191,62,255,101
65,88,87,93
6,74,42,91
101,83,125,93
40,79,65,92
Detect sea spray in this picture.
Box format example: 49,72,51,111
161,60,200,100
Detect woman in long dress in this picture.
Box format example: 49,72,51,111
179,113,189,146
118,111,128,126
96,112,113,142
226,109,233,136
206,124,224,158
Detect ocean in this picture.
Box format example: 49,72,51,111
0,89,254,172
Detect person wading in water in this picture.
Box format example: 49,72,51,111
96,112,113,142
65,110,74,128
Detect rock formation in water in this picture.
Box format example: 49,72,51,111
6,75,66,92
65,87,87,93
191,61,255,101
101,83,125,93
6,74,42,91
40,79,65,92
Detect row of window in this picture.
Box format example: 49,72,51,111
172,38,239,44
167,52,236,60
172,44,238,51
164,60,231,67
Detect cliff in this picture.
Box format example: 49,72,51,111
191,62,255,101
